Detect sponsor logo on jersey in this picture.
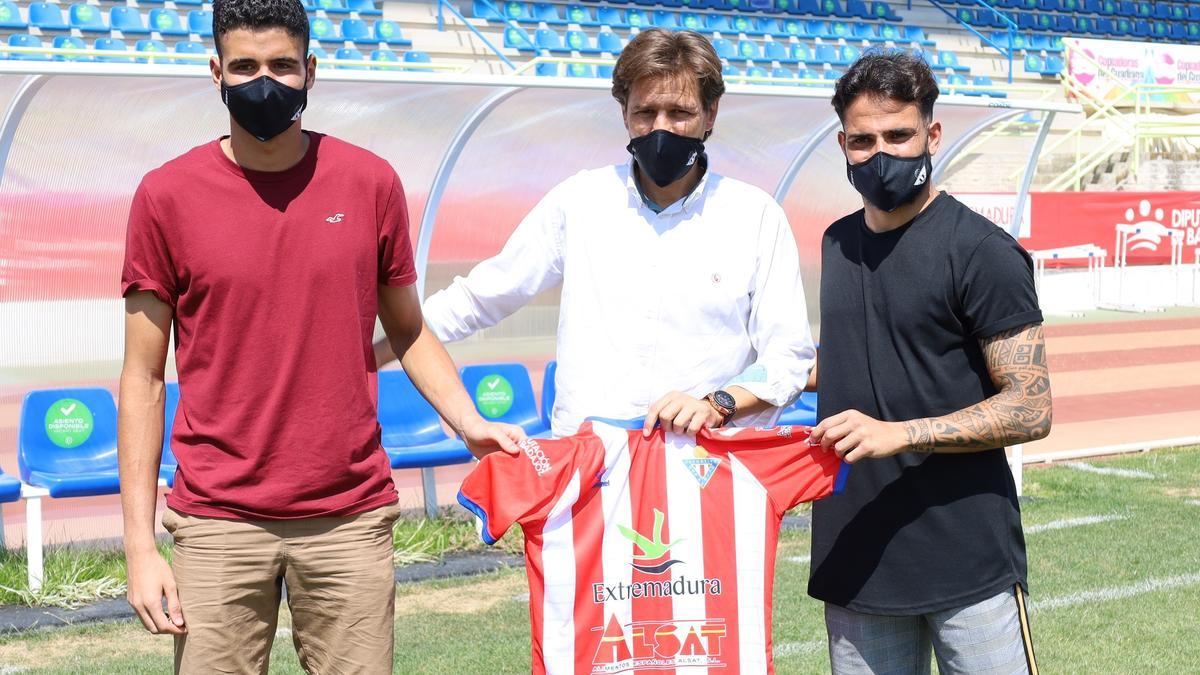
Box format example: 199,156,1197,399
591,575,722,603
520,439,551,476
617,508,683,575
591,616,728,672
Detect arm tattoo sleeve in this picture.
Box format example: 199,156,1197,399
902,323,1053,453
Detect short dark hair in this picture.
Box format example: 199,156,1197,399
831,50,939,122
612,29,725,113
212,0,310,59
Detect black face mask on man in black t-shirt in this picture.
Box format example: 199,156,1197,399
846,147,933,213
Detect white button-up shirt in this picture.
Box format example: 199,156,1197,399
423,162,816,437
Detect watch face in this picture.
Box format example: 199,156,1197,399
713,390,736,411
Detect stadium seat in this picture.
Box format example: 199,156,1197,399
540,361,557,432
7,34,47,61
110,6,150,35
565,29,600,53
824,68,842,80
797,67,818,82
472,0,503,20
777,391,818,426
69,3,108,32
52,35,89,61
598,61,614,78
373,20,411,46
730,14,756,34
533,2,566,24
792,42,812,63
781,18,804,37
334,47,367,68
309,46,329,59
972,74,1006,98
872,0,900,19
737,39,761,60
135,38,169,63
829,20,851,38
596,6,626,28
804,20,832,38
95,37,134,63
853,22,876,39
565,62,595,77
315,0,350,14
820,0,849,16
815,42,839,65
840,44,861,64
348,0,382,15
19,388,120,498
0,0,28,29
29,3,70,31
309,16,338,43
903,25,929,44
677,11,702,31
936,50,968,72
0,469,19,504
721,63,741,78
757,17,782,35
403,49,433,69
705,13,731,32
502,0,534,22
460,364,550,437
159,382,180,487
535,27,567,52
711,37,736,59
149,9,188,36
652,9,678,28
771,66,798,84
564,4,599,26
377,370,471,469
368,47,398,67
763,39,795,63
340,18,375,44
597,29,622,53
173,40,208,62
625,8,649,28
746,65,770,80
503,24,536,51
187,10,213,38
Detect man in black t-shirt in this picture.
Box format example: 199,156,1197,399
807,52,1052,674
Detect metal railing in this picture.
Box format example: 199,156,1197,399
925,0,1018,83
0,45,468,72
437,0,518,70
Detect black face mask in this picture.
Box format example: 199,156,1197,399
846,149,932,213
626,129,706,188
221,75,308,142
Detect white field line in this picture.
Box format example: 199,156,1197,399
774,640,824,657
1186,500,1200,507
787,555,811,564
1030,572,1200,611
275,628,292,638
1063,462,1156,479
1024,513,1129,534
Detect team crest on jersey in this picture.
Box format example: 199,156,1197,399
682,458,720,488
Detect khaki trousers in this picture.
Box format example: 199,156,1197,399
163,503,401,674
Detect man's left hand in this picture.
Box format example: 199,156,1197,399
810,409,908,463
459,416,525,459
643,391,723,437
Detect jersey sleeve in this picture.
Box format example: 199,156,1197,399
702,426,849,515
457,435,600,545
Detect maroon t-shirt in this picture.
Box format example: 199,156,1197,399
122,132,411,520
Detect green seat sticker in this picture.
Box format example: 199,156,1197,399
475,375,514,419
45,399,93,448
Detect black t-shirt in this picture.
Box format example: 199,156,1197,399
808,192,1043,615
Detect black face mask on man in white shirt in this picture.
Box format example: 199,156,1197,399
626,129,707,188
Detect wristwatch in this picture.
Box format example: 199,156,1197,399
704,390,737,427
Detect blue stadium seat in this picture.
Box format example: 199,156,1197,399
374,20,411,46
746,65,770,80
819,0,848,16
377,371,472,470
598,61,614,78
763,39,795,63
472,0,503,20
310,46,329,60
853,22,876,39
30,3,69,31
403,49,432,69
678,11,703,31
839,43,861,64
502,0,534,22
625,8,649,28
334,46,367,68
315,0,350,14
369,47,398,67
737,39,761,60
597,29,622,53
597,6,627,28
135,38,169,62
652,9,678,28
534,2,566,24
829,20,852,38
564,4,599,26
936,50,968,72
814,42,839,64
309,16,338,43
846,0,872,19
0,0,28,29
340,18,375,44
110,6,150,35
722,62,741,78
777,391,817,426
972,74,1006,97
348,0,382,15
730,14,757,34
565,29,600,53
460,364,550,437
757,17,782,35
903,25,928,44
173,40,208,62
53,35,89,61
7,34,47,61
804,20,832,38
0,469,19,504
159,383,180,486
872,0,899,19
1168,21,1184,41
780,18,804,37
95,37,133,63
792,42,813,63
535,27,566,52
824,68,842,80
541,361,557,432
504,24,536,50
797,67,817,82
149,8,187,36
711,36,736,59
877,23,901,41
188,10,213,38
771,65,798,84
69,3,108,32
18,388,120,498
565,62,595,77
706,13,731,32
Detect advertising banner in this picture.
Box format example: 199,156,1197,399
1065,37,1200,104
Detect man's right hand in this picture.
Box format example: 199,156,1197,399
126,548,186,635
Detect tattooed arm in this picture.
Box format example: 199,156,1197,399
810,323,1052,463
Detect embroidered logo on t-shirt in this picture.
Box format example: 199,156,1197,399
325,213,344,223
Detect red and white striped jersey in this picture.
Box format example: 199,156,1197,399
457,420,849,674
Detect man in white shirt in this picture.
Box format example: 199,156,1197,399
377,28,815,438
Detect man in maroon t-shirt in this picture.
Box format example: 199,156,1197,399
117,0,524,671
